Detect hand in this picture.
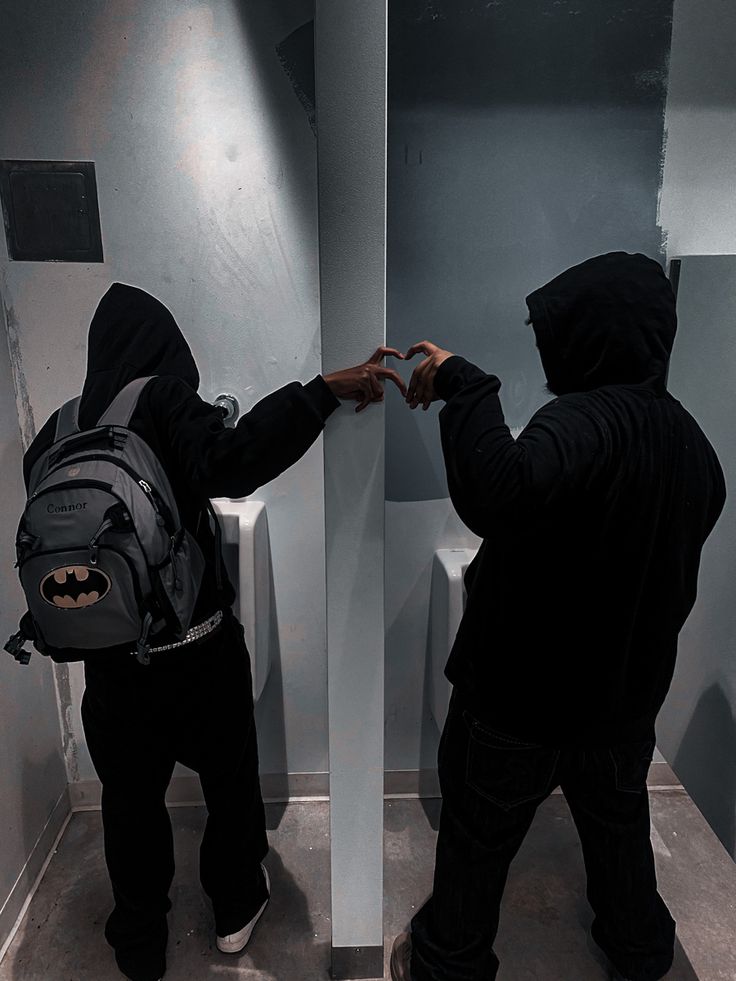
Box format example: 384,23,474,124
323,347,407,413
404,340,454,410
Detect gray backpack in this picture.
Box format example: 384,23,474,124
6,377,208,665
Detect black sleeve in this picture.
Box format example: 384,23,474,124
436,357,607,537
153,374,340,499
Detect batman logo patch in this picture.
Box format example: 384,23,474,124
40,566,111,609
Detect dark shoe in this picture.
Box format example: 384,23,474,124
115,949,166,981
586,926,634,981
116,965,164,981
106,908,168,981
390,931,413,981
116,960,165,981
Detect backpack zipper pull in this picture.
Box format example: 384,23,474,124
140,480,166,527
88,516,115,565
15,531,39,568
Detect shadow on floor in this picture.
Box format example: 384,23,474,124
0,804,331,981
0,796,708,980
383,796,699,981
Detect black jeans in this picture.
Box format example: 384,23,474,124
81,611,269,981
410,694,676,981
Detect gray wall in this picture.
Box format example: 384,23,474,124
385,0,674,771
0,0,327,784
658,0,736,255
0,316,67,951
1,0,733,832
387,0,673,503
658,256,736,859
654,0,736,858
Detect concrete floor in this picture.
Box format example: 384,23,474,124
1,790,735,980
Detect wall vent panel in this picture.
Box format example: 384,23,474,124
0,160,103,262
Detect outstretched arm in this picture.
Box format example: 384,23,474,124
158,348,406,499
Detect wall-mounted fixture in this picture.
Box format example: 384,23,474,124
429,548,478,729
214,393,240,426
210,499,273,702
0,160,103,262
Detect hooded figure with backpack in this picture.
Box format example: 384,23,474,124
391,253,726,981
11,282,406,981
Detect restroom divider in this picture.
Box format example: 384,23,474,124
315,2,388,977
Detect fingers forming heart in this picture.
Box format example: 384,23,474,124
369,346,405,364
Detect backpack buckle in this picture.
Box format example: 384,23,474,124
5,631,31,665
135,641,151,666
135,611,154,666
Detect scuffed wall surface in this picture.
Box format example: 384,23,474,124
0,302,67,922
0,279,35,449
385,0,674,770
0,0,326,781
658,0,736,256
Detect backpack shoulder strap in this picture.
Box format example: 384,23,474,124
54,396,81,441
206,500,224,591
97,376,157,428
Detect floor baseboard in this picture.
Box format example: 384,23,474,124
0,787,71,964
68,772,331,811
66,760,682,813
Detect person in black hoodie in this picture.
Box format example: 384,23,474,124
390,252,726,981
22,282,406,981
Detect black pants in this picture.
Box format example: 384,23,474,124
81,611,269,981
410,694,676,981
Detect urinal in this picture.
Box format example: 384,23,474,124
210,499,273,702
429,548,478,729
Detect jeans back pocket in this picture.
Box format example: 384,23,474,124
608,738,656,793
463,711,560,811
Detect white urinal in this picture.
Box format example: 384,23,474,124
429,548,478,730
210,499,273,702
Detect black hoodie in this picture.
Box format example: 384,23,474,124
23,283,340,661
434,252,726,746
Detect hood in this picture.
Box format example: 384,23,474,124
525,252,677,396
79,283,199,428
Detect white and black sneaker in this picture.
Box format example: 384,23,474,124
216,864,271,954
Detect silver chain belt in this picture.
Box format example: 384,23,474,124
144,609,224,654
